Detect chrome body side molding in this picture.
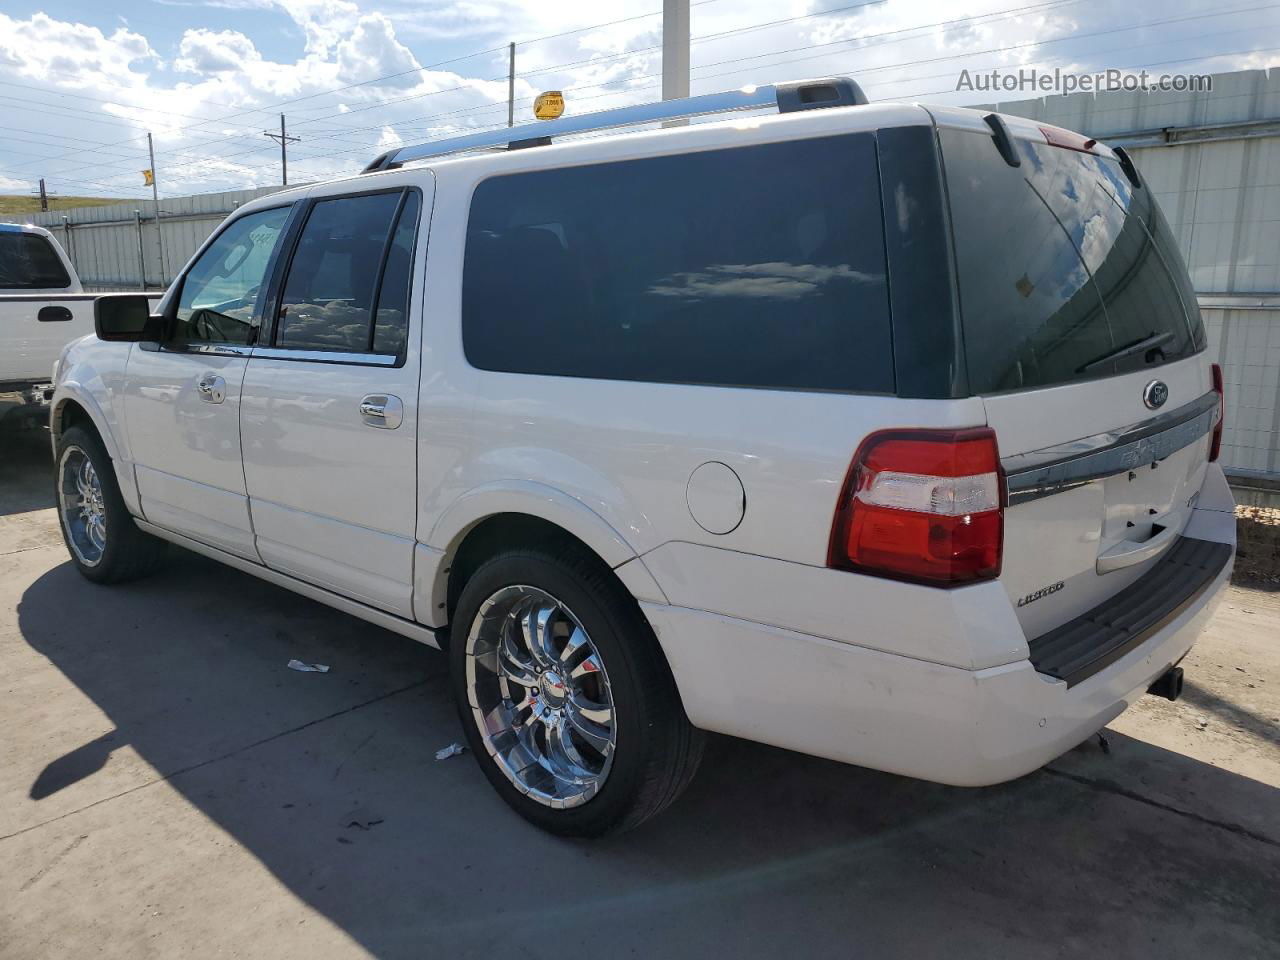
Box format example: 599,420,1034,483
1002,390,1219,506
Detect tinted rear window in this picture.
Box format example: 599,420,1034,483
462,134,893,393
941,128,1205,393
0,232,71,289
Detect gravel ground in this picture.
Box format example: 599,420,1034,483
1235,504,1280,589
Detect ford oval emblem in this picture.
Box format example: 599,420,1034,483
1143,380,1169,410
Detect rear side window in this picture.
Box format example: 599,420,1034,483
462,134,893,393
0,232,71,289
276,191,417,355
941,129,1204,393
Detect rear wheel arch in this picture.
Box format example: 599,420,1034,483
445,513,620,631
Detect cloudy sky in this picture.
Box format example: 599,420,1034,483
1,0,1276,199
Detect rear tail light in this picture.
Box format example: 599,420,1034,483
828,428,1003,586
1209,363,1225,462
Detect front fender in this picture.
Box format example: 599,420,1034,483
51,339,138,515
51,381,119,460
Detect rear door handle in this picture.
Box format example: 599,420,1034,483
196,373,226,404
359,394,403,429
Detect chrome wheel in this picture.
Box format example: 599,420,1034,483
58,445,107,567
465,586,616,808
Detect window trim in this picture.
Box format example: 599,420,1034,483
256,185,422,369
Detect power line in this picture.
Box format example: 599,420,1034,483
0,0,1010,180
1,0,874,178
0,4,719,175
685,0,1280,85
319,0,1235,142
7,1,1275,190
0,79,272,130
280,20,1279,175
260,0,1079,149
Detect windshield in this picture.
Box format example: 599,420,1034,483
0,231,72,289
940,128,1206,394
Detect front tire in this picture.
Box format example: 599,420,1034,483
450,545,703,836
54,424,165,583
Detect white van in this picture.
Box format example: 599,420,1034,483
50,78,1235,835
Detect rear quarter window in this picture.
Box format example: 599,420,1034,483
0,232,71,289
940,128,1204,393
461,134,893,393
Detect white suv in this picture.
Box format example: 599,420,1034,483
50,78,1235,835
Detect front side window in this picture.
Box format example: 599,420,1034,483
174,207,290,345
0,232,71,289
274,191,415,354
461,134,893,393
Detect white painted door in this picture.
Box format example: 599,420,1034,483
240,183,427,618
124,205,293,559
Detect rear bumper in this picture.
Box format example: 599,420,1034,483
643,536,1233,788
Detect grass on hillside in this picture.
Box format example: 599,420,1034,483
0,195,123,217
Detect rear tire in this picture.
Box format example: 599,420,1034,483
54,424,165,584
449,544,703,836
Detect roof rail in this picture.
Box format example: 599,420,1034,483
362,77,868,173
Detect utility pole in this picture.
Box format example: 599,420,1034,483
662,0,690,103
37,178,48,212
146,132,167,284
507,43,516,127
264,114,300,186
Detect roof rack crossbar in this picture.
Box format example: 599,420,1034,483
362,77,867,173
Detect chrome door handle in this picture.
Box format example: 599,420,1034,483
196,373,226,404
359,394,403,429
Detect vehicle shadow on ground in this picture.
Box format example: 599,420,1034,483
0,424,53,517
15,550,1280,959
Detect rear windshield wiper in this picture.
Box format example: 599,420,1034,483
1076,330,1175,374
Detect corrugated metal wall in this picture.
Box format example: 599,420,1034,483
25,185,290,292
985,68,1280,478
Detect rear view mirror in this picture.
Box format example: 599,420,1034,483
94,294,158,342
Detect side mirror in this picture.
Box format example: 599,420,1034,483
94,294,160,342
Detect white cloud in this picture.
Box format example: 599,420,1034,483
0,12,154,91
334,13,420,86
176,29,263,74
0,0,1276,198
